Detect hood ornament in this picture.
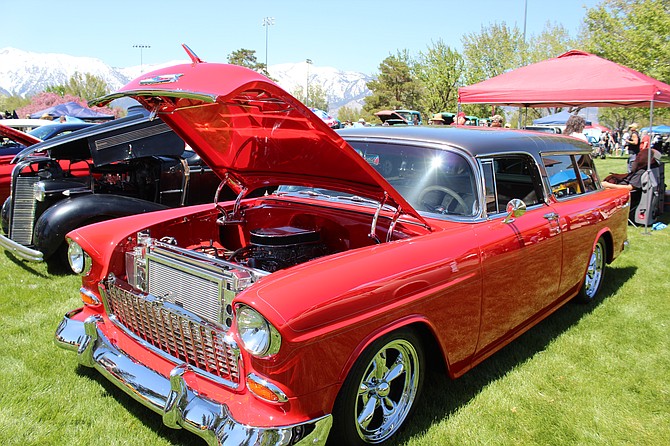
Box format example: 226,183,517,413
139,74,184,86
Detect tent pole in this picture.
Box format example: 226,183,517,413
643,100,655,234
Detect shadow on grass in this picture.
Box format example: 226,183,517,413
393,263,637,445
74,366,197,444
70,264,637,446
3,251,49,278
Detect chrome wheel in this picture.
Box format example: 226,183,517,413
353,338,420,443
577,238,606,303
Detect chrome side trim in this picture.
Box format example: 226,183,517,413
55,313,332,446
0,234,44,262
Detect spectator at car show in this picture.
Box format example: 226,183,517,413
640,129,651,150
564,115,587,141
625,123,641,171
451,111,466,126
602,148,661,194
490,115,504,128
429,113,445,125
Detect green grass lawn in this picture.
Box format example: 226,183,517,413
0,156,668,445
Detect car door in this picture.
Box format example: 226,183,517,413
472,154,563,357
542,153,605,297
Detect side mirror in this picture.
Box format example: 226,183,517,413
503,198,526,224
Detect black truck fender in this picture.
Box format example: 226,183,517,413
33,194,170,260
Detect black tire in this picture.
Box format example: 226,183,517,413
329,329,424,445
575,237,607,303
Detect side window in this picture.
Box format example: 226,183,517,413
482,154,544,215
543,154,598,199
576,154,600,192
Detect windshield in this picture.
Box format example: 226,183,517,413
280,141,479,218
28,125,59,140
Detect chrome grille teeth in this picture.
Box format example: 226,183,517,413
106,283,239,383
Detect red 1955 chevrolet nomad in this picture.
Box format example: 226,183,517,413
55,46,629,446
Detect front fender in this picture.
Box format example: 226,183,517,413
33,194,169,259
1,196,10,234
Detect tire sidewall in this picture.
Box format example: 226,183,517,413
328,328,425,445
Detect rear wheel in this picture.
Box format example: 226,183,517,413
329,329,424,445
575,237,607,303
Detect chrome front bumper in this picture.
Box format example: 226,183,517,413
55,310,332,446
0,233,43,261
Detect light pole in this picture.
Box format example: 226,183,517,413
262,17,275,70
133,44,151,73
305,58,313,107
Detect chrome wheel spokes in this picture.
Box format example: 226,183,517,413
354,339,419,443
584,242,604,299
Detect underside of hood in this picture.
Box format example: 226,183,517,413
91,45,427,225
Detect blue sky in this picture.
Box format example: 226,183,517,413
4,0,598,73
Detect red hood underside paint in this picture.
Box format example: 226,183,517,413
92,54,427,224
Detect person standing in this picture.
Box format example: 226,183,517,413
564,115,587,141
626,123,640,172
451,111,466,126
490,115,503,128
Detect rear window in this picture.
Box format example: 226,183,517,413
542,154,600,199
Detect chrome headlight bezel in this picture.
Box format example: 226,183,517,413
235,305,281,357
33,181,46,202
67,239,92,276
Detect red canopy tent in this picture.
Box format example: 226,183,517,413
458,50,670,229
458,50,670,108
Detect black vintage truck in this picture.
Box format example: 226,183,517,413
0,112,220,267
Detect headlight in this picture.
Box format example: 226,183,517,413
67,239,91,276
33,181,46,202
236,305,281,357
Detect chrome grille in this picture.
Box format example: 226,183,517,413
9,176,39,245
105,281,241,383
147,259,224,325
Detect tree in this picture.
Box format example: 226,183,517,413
335,105,360,123
581,0,670,123
461,23,527,118
0,95,31,118
227,48,269,77
415,40,465,116
47,73,109,102
581,0,670,85
363,51,423,122
292,84,328,111
16,92,118,119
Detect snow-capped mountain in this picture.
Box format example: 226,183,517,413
0,48,371,116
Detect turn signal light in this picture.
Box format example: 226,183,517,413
80,287,101,306
246,374,288,404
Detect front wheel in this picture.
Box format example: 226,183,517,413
575,237,607,303
329,329,424,445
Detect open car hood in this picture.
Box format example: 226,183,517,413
0,123,42,147
91,46,428,225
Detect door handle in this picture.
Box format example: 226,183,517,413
543,212,559,221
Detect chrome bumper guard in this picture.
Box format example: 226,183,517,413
55,311,332,446
0,234,44,262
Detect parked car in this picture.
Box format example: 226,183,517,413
0,118,52,133
436,112,480,126
0,122,93,202
27,122,95,141
55,54,629,446
523,125,563,134
375,109,422,125
0,113,220,265
310,107,341,129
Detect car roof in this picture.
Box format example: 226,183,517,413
337,125,592,157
